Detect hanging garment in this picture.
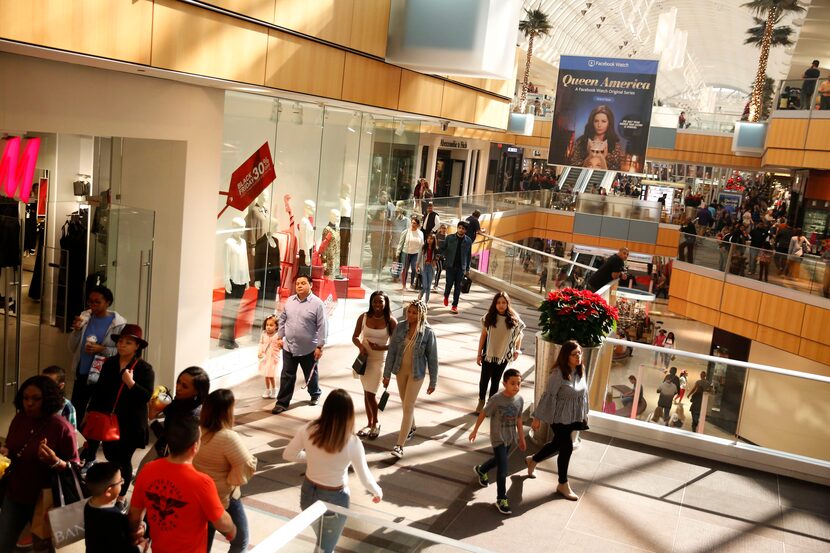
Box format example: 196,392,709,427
253,234,281,301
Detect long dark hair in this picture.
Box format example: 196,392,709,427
178,366,211,404
483,291,519,329
309,389,354,454
365,290,393,335
422,233,437,254
200,389,235,433
582,105,620,152
554,340,584,380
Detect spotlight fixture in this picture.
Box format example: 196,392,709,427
600,16,606,21
365,115,375,135
347,111,361,133
440,120,450,131
394,121,405,137
585,2,592,8
290,102,303,125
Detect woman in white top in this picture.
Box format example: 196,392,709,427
351,291,397,440
193,389,257,553
284,389,382,553
398,217,424,290
661,331,676,368
787,227,810,278
476,292,525,413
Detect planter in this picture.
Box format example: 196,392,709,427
530,332,602,445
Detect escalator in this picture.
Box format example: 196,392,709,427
558,167,583,191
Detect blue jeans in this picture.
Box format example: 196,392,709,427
0,496,35,553
443,265,464,307
479,444,510,500
419,264,435,303
276,350,321,408
207,497,249,553
300,479,350,553
402,253,418,287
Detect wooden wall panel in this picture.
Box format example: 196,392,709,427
0,0,153,64
273,0,352,46
454,76,511,97
533,121,552,138
763,148,806,168
758,295,805,335
718,313,758,340
799,339,830,368
398,70,443,117
341,53,400,109
349,0,390,57
627,241,656,254
801,305,830,346
597,238,628,251
202,0,275,22
441,83,477,123
668,297,688,316
802,151,830,170
669,269,690,300
656,226,679,247
572,233,600,246
655,245,678,257
720,283,762,322
687,274,722,309
765,118,809,149
805,119,830,152
265,31,344,98
675,133,734,156
686,303,720,327
546,213,574,233
153,0,269,84
756,326,800,354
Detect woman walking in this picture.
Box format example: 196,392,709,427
661,332,676,368
526,340,588,501
382,300,438,459
688,371,708,432
417,234,439,303
84,324,154,511
194,389,257,553
68,285,126,422
476,292,525,413
351,291,397,440
397,217,424,291
283,389,382,553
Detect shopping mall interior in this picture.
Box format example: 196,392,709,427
1,1,829,551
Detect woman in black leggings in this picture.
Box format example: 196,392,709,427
525,340,588,501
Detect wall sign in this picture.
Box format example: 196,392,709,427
0,136,41,203
218,141,276,218
440,138,468,149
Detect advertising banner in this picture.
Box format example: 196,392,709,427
218,141,276,218
548,56,658,174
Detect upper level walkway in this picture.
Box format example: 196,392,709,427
201,285,830,553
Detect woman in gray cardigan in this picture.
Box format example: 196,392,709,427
526,339,588,501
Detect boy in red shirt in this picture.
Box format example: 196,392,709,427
128,417,235,552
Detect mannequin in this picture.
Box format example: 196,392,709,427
339,184,352,267
298,199,316,270
219,217,249,349
253,230,281,302
318,209,341,277
246,189,271,245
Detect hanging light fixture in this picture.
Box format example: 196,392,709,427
394,120,405,137
291,102,303,125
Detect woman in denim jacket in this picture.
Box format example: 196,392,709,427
382,300,438,459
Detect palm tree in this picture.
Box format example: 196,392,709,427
743,0,805,121
744,16,794,47
518,8,553,113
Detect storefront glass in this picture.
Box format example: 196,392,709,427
212,92,423,371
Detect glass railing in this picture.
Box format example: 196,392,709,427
251,500,497,552
472,234,597,299
576,193,662,222
596,337,830,464
773,78,824,113
678,232,829,299
682,112,740,133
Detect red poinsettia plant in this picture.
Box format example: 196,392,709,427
539,287,619,347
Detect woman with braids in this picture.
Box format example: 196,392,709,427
284,389,381,553
475,292,526,414
525,340,588,501
569,105,624,170
382,299,439,459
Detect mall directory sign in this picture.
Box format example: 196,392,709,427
548,56,658,174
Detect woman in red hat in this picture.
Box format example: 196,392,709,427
83,324,155,512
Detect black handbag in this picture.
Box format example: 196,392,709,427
378,389,390,411
352,353,367,375
414,272,422,289
461,275,472,294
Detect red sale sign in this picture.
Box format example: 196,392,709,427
218,142,276,218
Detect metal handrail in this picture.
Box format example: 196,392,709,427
478,232,598,273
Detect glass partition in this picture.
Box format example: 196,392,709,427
773,78,822,112
597,337,830,464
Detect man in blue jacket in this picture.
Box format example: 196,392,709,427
440,221,472,314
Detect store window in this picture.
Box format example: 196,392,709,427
212,92,422,371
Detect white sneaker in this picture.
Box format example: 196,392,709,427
270,389,277,399
262,389,271,399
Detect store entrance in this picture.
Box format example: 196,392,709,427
0,133,156,422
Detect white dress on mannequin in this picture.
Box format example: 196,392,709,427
224,236,249,288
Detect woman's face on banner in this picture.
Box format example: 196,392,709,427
593,112,609,136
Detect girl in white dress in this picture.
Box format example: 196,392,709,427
258,315,281,398
351,291,397,439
